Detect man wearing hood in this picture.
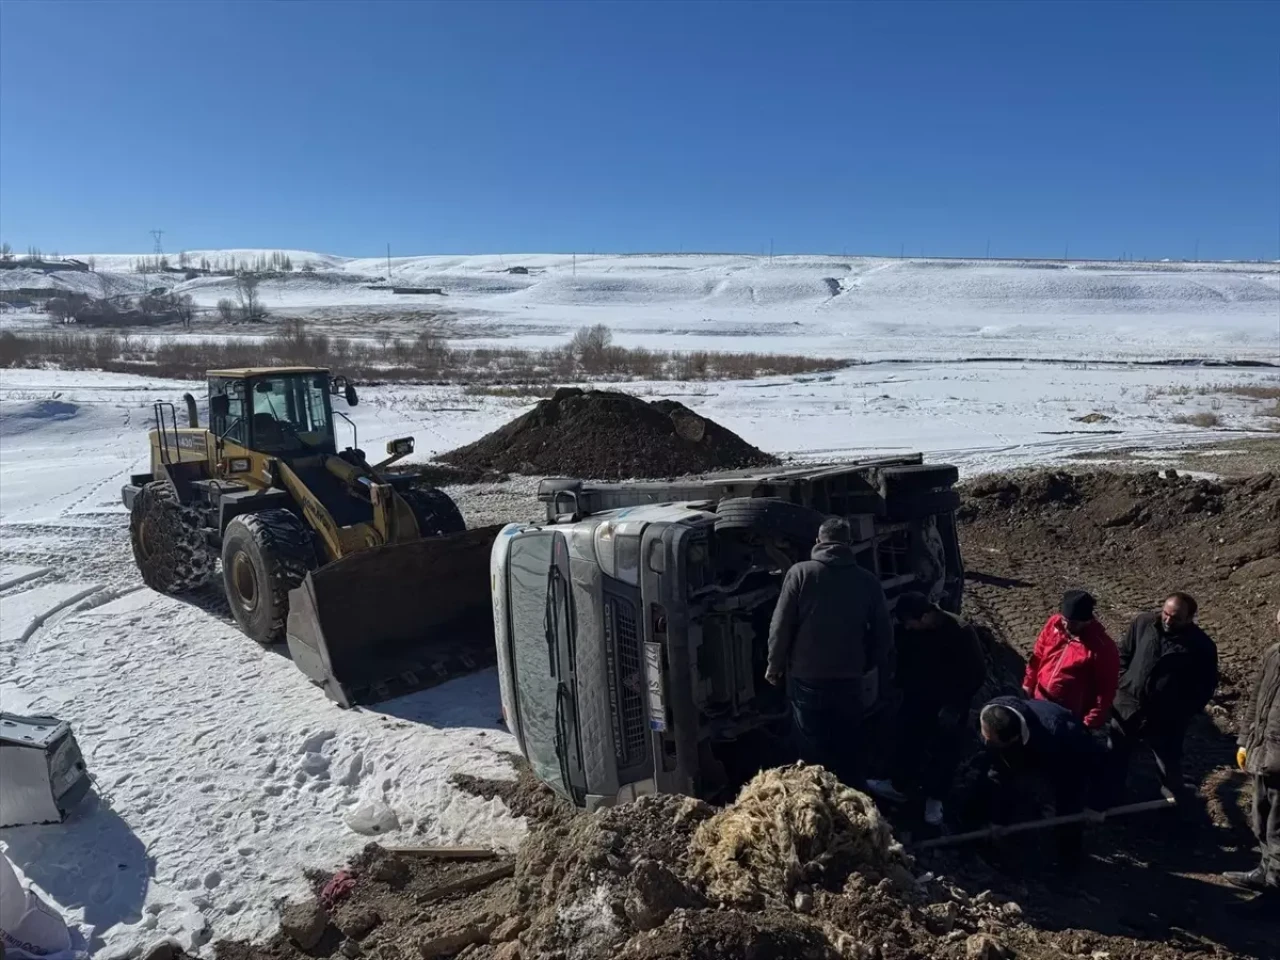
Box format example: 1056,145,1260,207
766,516,893,788
1024,589,1120,731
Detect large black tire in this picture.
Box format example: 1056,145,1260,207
399,485,466,537
879,464,960,496
885,488,962,521
221,510,317,645
714,497,826,544
129,481,215,593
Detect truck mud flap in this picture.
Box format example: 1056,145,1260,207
285,525,502,708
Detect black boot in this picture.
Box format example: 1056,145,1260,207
1222,865,1269,892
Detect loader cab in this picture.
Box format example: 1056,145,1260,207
208,368,339,458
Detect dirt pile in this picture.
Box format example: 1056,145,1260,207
689,765,910,907
440,388,776,480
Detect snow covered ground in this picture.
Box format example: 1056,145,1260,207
3,251,1278,362
1,251,1278,957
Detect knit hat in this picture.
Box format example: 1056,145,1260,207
1061,589,1096,621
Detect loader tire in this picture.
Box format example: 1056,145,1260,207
130,481,215,593
222,510,317,646
400,485,466,538
714,497,825,545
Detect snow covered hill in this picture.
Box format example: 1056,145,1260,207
5,251,1277,362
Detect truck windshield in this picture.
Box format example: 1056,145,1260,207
250,374,334,453
507,532,575,797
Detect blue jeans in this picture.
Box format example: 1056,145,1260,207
788,677,865,789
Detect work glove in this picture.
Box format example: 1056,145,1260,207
1236,747,1247,772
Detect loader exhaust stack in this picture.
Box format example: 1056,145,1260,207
286,525,502,707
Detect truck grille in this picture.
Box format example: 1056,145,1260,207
606,597,648,768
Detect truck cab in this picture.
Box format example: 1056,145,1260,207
490,457,964,809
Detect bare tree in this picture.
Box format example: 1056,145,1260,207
571,323,614,374
216,298,236,322
0,241,11,260
86,256,96,272
178,251,190,268
178,294,195,329
235,272,262,319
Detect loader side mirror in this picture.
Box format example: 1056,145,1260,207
210,394,230,418
345,383,359,406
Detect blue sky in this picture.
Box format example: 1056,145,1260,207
1,1,1277,259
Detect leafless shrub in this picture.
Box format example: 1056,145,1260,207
571,323,613,374
1172,411,1222,428
216,299,236,322
0,326,852,385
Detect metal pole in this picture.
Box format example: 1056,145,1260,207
911,796,1176,851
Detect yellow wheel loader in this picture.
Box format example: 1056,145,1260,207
122,366,498,707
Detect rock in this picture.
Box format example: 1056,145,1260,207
623,858,694,931
491,915,527,943
339,938,363,958
794,890,814,914
371,854,412,889
334,905,381,940
141,941,180,960
281,899,329,951
966,933,1011,960
493,943,522,960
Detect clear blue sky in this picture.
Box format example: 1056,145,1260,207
1,1,1277,259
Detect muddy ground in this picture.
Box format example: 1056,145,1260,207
199,468,1278,960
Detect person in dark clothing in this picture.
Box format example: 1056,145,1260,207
767,516,893,788
865,591,987,825
1109,592,1218,800
1223,607,1280,903
978,695,1106,869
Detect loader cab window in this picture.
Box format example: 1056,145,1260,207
248,374,336,455
209,378,247,445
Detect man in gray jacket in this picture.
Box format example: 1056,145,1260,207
1224,606,1280,904
766,517,894,788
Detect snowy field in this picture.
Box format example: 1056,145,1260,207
1,250,1278,957
2,251,1278,362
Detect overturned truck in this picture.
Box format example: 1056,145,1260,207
490,457,964,809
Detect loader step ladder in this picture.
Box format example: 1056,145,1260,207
153,401,184,465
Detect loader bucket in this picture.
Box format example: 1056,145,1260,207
286,525,502,708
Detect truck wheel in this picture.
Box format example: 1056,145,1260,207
129,481,214,593
886,489,962,521
714,498,826,544
879,464,960,496
222,510,317,645
400,486,466,537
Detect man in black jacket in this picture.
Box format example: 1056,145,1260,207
1223,606,1280,902
767,516,893,788
1108,592,1218,799
865,591,987,825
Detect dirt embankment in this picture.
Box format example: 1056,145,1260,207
440,388,776,481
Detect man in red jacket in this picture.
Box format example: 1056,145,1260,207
1023,590,1120,731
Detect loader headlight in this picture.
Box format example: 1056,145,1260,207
386,437,414,456
225,457,251,473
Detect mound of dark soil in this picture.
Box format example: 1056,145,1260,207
440,388,776,480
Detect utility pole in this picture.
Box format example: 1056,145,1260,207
985,239,990,259
1064,241,1070,260
387,242,391,278
769,238,774,263
1194,238,1199,261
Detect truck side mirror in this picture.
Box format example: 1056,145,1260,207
345,383,359,406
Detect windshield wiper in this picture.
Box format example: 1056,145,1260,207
554,681,581,806
544,566,559,676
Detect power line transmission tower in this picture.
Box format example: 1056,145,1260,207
150,230,165,255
